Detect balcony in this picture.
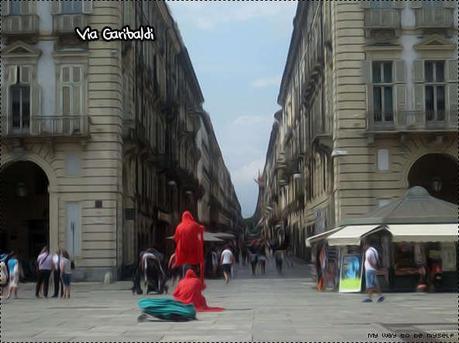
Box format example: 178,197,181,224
2,15,39,36
364,9,401,30
53,14,88,34
367,109,457,133
414,7,454,29
2,115,89,139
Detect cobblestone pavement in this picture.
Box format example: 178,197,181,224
1,259,457,342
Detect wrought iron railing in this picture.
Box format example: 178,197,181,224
367,109,457,132
2,15,39,35
2,115,89,137
364,8,401,29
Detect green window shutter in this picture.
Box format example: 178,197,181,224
363,61,373,125
445,59,458,82
82,0,93,14
394,60,406,83
395,85,407,112
31,82,41,116
413,84,425,112
20,66,32,84
7,65,17,84
413,60,424,82
446,83,457,121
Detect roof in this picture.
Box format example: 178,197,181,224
341,187,458,226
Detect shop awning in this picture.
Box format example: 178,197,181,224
385,223,458,243
305,226,344,247
327,225,381,246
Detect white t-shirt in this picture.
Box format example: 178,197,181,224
365,247,379,271
221,249,233,265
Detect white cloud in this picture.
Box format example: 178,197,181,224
251,75,281,88
232,115,273,126
231,158,265,186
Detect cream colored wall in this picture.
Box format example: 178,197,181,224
331,2,458,225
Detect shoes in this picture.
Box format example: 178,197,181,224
377,296,385,303
51,295,58,298
362,298,373,303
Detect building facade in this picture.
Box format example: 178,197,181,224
1,0,242,281
256,1,458,260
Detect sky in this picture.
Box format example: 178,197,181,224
167,1,297,218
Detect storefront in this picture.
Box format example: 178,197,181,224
306,187,457,293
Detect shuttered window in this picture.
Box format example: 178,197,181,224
372,61,394,123
9,65,33,132
61,0,82,14
60,65,83,115
424,61,446,121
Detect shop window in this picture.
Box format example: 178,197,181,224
394,243,416,271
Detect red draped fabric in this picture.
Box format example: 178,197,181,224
173,211,205,285
173,270,224,312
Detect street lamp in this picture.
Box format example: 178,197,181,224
16,182,28,197
432,177,442,192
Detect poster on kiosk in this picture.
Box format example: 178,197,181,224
339,254,363,293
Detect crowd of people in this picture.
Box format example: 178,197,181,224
0,246,73,301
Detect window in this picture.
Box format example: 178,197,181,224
372,61,394,123
62,0,82,14
425,61,445,121
377,149,389,171
9,66,32,132
60,65,83,115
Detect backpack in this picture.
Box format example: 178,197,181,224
0,261,8,286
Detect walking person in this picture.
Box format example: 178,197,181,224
257,242,267,275
52,249,63,298
220,245,234,284
0,251,11,300
7,252,21,299
362,241,384,303
36,246,53,298
60,250,72,299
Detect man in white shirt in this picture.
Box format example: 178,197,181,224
363,242,384,303
51,250,63,298
220,245,234,284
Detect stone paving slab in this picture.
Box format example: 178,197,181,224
1,261,456,342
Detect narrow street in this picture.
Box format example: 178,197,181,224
2,260,456,342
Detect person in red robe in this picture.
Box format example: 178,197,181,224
173,269,223,312
173,211,205,285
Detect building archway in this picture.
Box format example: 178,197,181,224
408,153,458,204
0,161,50,279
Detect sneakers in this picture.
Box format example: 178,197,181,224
377,296,385,303
362,298,373,303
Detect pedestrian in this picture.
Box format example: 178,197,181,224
362,241,384,303
257,241,267,275
7,252,21,299
36,246,53,298
0,252,10,300
248,241,258,275
60,249,72,299
52,249,63,298
220,245,234,284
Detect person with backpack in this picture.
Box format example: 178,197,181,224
36,246,53,298
362,241,384,303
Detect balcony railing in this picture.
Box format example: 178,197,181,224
2,15,39,35
53,14,88,34
367,109,457,133
2,115,89,138
414,7,454,29
364,9,401,30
